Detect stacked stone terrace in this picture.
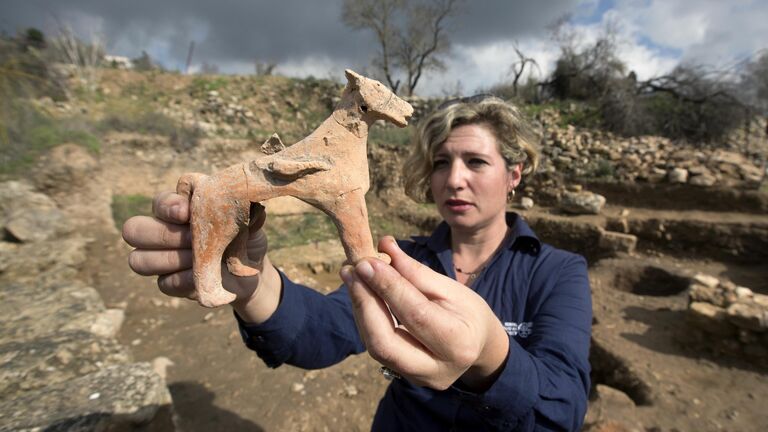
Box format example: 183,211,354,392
687,273,768,367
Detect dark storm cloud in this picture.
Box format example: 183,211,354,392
0,0,581,70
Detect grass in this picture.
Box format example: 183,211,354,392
0,101,100,176
264,213,338,250
111,194,153,230
369,125,413,148
98,99,202,151
189,76,228,97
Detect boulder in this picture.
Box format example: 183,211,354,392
560,191,606,215
598,230,637,255
33,143,99,194
726,302,767,332
0,180,71,242
668,167,689,184
0,331,130,400
518,197,535,210
0,363,174,431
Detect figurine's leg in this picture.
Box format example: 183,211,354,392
324,188,390,264
187,186,241,308
224,202,262,277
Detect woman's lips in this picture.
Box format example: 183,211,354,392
445,199,473,212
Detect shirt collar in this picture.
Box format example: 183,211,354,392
411,212,541,255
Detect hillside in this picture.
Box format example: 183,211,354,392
2,67,768,431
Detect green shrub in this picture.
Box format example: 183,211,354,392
111,194,153,230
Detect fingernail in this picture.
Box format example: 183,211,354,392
340,266,354,285
169,205,180,220
356,260,374,280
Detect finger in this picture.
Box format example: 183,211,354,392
249,203,266,230
354,258,460,360
128,249,193,276
157,269,196,299
377,237,451,298
152,191,190,224
122,216,192,249
341,267,437,375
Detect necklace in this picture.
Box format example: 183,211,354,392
453,227,511,283
454,265,486,281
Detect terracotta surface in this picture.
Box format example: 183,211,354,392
176,70,414,307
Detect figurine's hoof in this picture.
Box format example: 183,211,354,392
226,259,260,277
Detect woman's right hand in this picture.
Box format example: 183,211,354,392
122,191,281,322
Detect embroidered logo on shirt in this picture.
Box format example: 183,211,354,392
504,322,533,338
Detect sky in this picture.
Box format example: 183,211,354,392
1,0,766,96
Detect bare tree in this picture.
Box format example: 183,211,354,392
508,42,540,97
543,19,625,100
341,0,461,96
49,24,104,92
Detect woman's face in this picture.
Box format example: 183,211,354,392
430,123,521,231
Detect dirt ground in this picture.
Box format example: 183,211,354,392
69,133,768,431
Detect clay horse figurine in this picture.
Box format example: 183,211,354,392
176,70,414,307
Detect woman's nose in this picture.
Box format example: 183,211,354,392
446,162,467,189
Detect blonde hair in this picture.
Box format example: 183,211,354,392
403,97,540,203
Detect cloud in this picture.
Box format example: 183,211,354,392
0,0,764,96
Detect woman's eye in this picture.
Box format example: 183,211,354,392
432,159,448,169
468,158,488,166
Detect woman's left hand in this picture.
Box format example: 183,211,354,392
340,237,510,391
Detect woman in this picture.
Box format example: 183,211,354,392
123,96,592,431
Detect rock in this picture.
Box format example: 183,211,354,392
689,173,716,186
151,357,175,381
726,303,766,332
0,363,174,431
0,281,106,343
560,191,606,215
0,331,130,400
692,273,719,289
32,143,98,194
735,286,754,300
0,237,91,287
518,197,534,210
0,181,71,242
753,294,768,308
668,167,689,183
90,309,126,338
598,230,637,255
687,302,736,336
584,384,642,432
689,284,727,308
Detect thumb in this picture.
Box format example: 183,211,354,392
377,236,451,298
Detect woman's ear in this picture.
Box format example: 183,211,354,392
508,163,523,190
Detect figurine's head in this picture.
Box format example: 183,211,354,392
344,69,414,128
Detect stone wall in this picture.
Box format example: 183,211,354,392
0,180,175,430
686,273,768,367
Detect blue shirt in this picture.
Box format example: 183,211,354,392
237,213,592,431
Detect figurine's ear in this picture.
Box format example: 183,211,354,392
345,69,362,88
